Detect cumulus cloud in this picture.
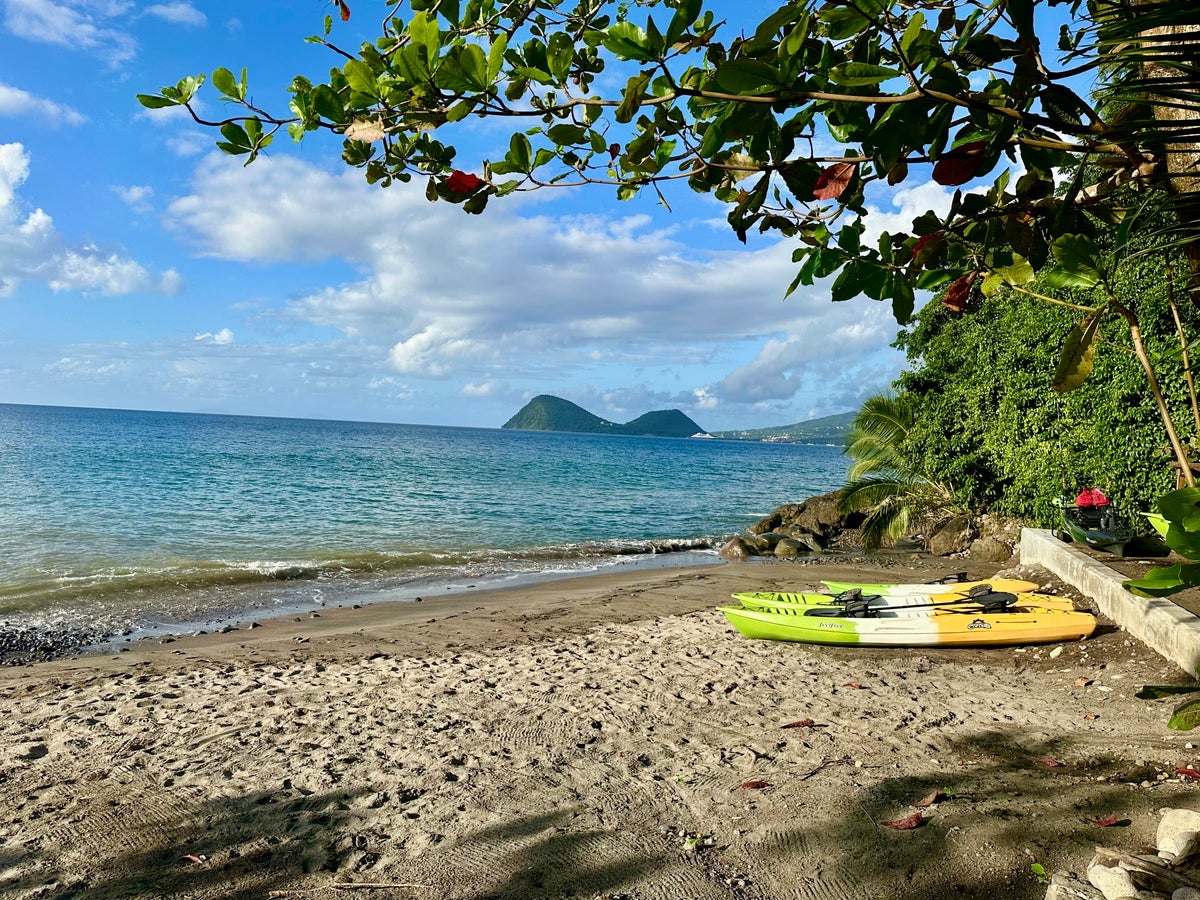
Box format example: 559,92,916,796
114,184,153,213
0,82,86,126
166,153,910,421
0,143,182,297
145,2,205,26
195,328,234,344
4,0,137,65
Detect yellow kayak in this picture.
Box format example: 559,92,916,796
732,588,1077,613
719,602,1096,648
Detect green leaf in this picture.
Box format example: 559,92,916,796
408,11,441,59
828,63,902,86
136,94,179,109
507,132,532,173
615,71,651,124
1051,312,1101,393
212,67,242,100
487,33,509,82
602,22,655,61
220,121,250,148
1049,234,1105,288
1124,563,1200,598
547,124,587,145
993,255,1034,287
546,31,574,81
1137,684,1200,700
311,84,345,122
665,0,702,46
344,60,379,96
1158,489,1200,533
712,60,780,94
1170,698,1200,731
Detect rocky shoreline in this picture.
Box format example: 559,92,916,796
718,490,1023,564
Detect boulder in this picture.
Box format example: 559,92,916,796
773,538,808,558
969,536,1013,563
779,527,825,552
719,537,754,560
927,515,977,556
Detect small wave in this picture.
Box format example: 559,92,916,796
0,537,722,622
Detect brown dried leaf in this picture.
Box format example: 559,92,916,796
740,780,771,790
881,811,924,830
1037,757,1064,768
812,162,857,201
913,790,948,808
1084,712,1098,722
1089,814,1121,827
843,682,863,690
782,719,816,729
1074,677,1094,687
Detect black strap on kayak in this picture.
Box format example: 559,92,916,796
807,590,1021,618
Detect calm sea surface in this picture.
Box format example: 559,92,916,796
0,404,849,639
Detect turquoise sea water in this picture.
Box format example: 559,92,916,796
0,403,849,639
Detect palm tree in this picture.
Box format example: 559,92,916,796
838,393,964,550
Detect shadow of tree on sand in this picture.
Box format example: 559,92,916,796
752,726,1172,900
3,787,371,900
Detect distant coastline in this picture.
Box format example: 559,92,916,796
502,394,854,444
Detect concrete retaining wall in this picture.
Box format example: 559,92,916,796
1021,527,1200,675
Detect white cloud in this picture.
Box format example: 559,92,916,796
0,143,182,298
0,83,86,126
114,184,154,212
145,3,205,26
4,0,137,65
166,153,908,418
195,328,234,344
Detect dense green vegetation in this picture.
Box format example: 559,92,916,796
887,244,1197,525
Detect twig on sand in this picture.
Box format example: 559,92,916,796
268,884,433,897
796,755,854,781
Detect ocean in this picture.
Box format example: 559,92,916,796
0,403,849,644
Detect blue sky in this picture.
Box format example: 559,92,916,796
0,0,964,431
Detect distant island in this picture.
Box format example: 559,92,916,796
502,395,703,438
502,395,855,443
709,411,856,444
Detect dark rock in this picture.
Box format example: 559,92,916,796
719,537,754,560
969,536,1013,563
773,538,808,558
927,515,977,556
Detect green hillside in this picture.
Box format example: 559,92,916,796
711,411,856,444
502,395,704,437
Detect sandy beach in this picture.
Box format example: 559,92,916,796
2,556,1197,899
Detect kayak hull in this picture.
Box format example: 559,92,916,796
718,604,1096,648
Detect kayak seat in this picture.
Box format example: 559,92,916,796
934,572,969,584
805,596,878,618
973,591,1017,613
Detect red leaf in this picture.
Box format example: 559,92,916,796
782,719,816,729
941,271,977,312
1075,677,1094,687
1089,814,1121,827
914,790,948,808
1037,757,1064,768
445,170,487,194
740,780,771,790
337,0,351,21
881,812,924,830
812,162,857,201
181,854,207,865
932,140,988,186
1178,767,1200,779
843,682,863,690
608,142,620,160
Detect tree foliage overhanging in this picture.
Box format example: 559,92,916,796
141,0,1200,325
